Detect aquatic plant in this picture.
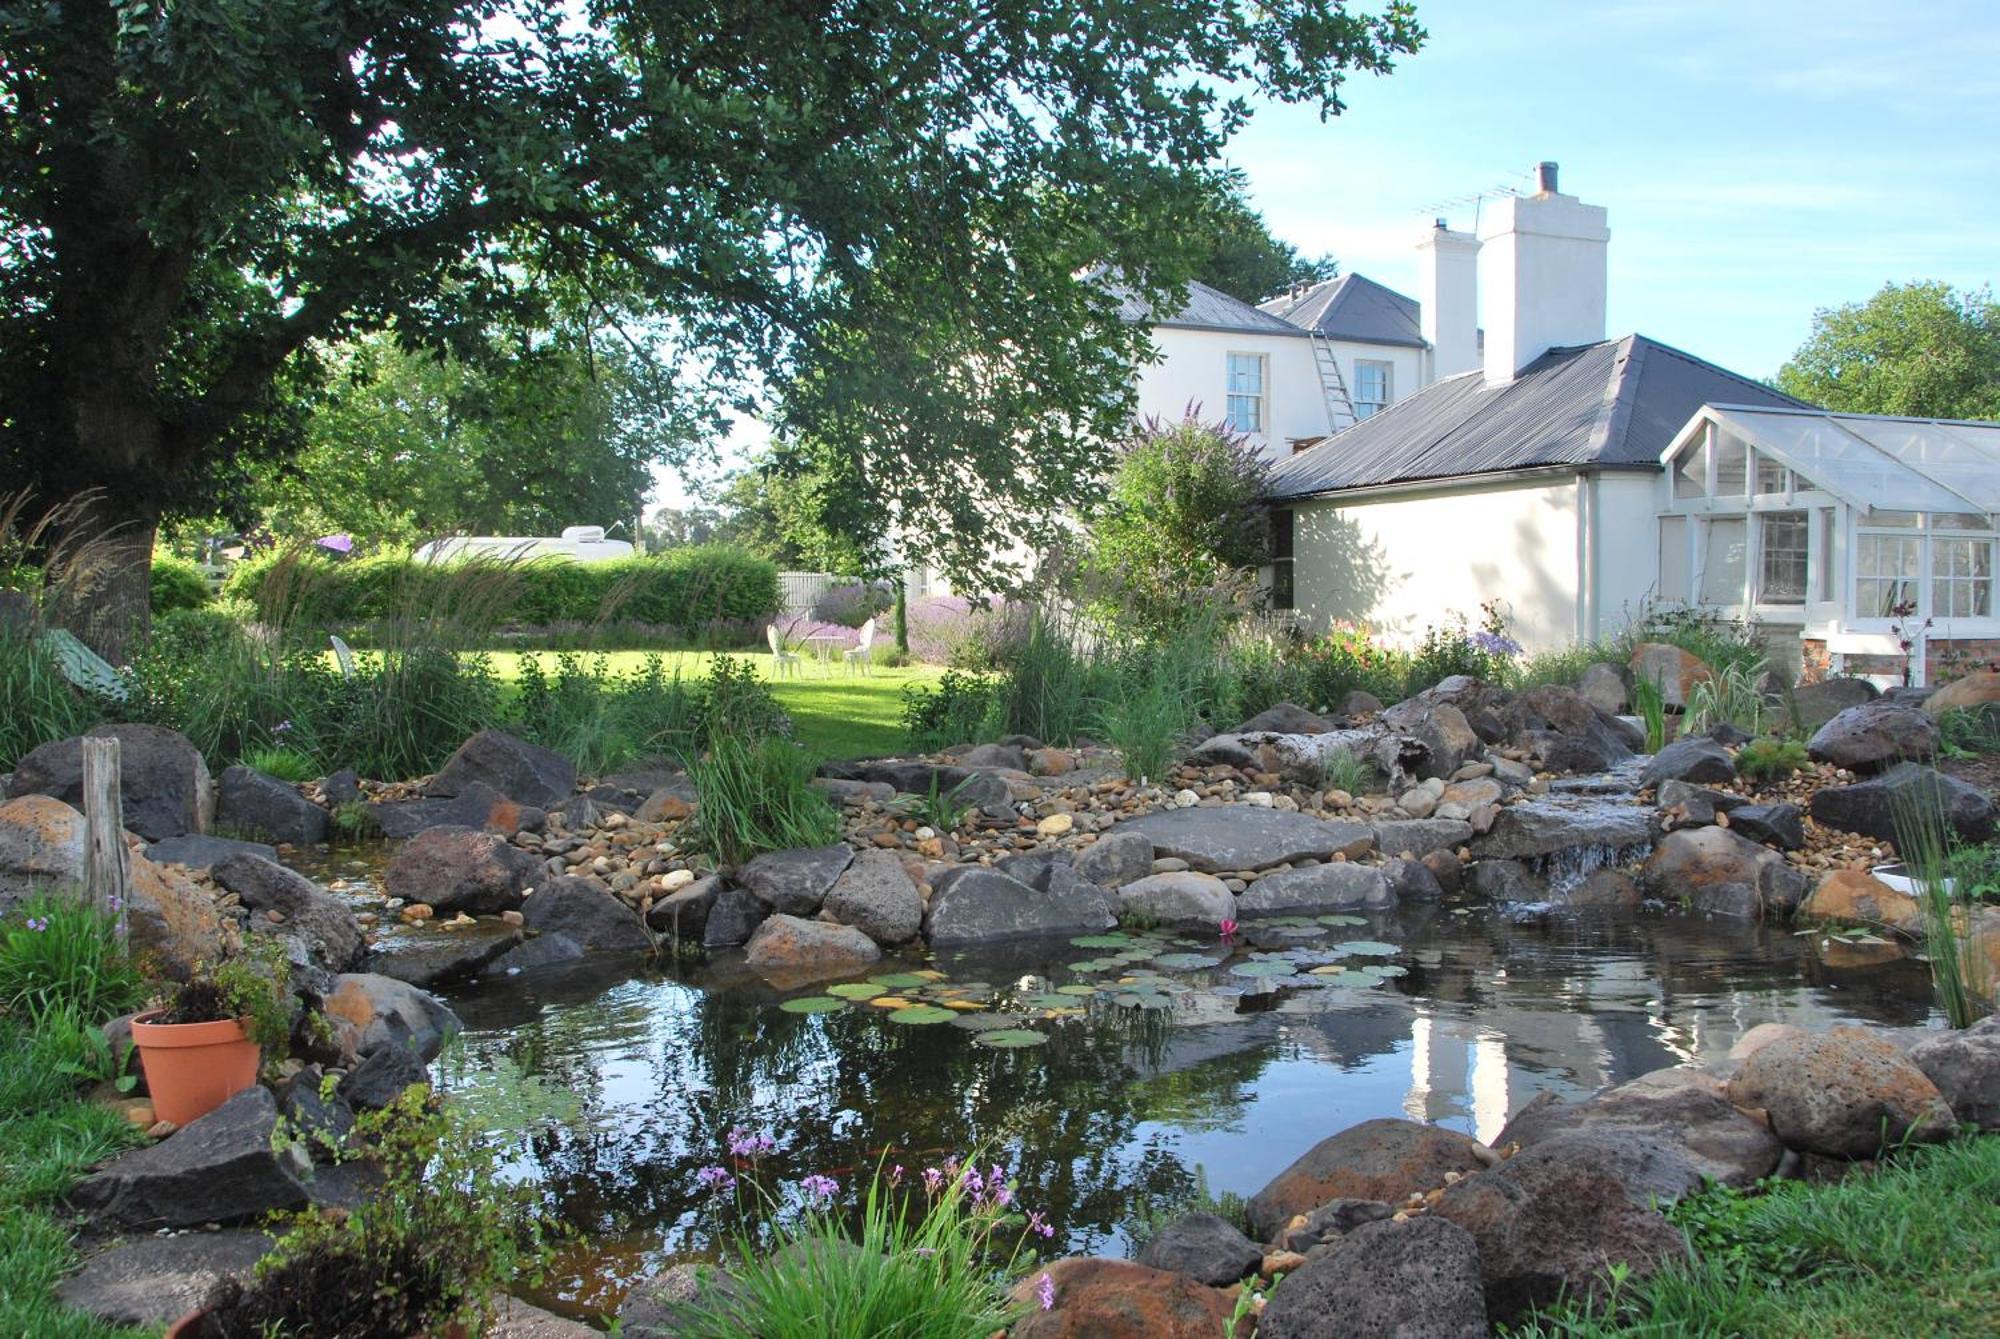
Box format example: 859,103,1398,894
1631,673,1670,753
1890,772,1995,1027
685,736,841,868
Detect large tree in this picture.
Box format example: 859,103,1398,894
1777,281,2000,420
1,0,1422,655
1189,176,1338,304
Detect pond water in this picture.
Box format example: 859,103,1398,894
428,904,1939,1324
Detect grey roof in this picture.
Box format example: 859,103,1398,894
1266,334,1808,499
1114,278,1308,337
1258,274,1425,348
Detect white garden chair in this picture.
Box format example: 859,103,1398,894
766,624,802,678
844,617,877,675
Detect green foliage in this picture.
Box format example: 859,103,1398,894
1620,605,1769,679
1891,773,1995,1027
1120,1164,1250,1256
0,625,99,773
1682,659,1774,737
1187,176,1338,304
686,737,842,868
1096,630,1221,782
1939,704,2000,758
902,670,1001,752
1736,738,1809,784
330,800,375,840
508,652,699,775
242,746,319,783
1777,281,2000,420
988,608,1106,747
904,774,980,834
1086,416,1273,636
160,938,298,1053
1318,748,1374,795
714,447,875,575
147,555,211,614
1631,674,1670,754
0,895,143,1026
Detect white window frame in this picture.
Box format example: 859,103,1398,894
1353,359,1392,419
1851,511,1997,627
1225,352,1267,435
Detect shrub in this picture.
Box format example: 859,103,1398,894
0,625,100,773
685,737,841,868
148,554,211,613
508,652,699,775
0,894,143,1025
906,595,1026,670
811,581,891,629
1735,737,1808,783
1683,659,1775,737
902,670,1001,752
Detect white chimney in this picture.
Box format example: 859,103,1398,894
1478,162,1609,384
1415,218,1480,381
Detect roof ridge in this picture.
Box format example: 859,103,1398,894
1590,334,1648,459
1626,332,1815,409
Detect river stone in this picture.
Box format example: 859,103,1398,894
1799,869,1921,936
1237,862,1391,916
618,1262,743,1339
735,844,855,916
370,920,525,988
1246,1118,1489,1241
1009,1257,1237,1339
1628,643,1713,707
923,865,1116,946
1657,779,1747,815
1807,703,1939,773
521,874,651,952
384,824,541,914
71,1087,311,1229
1638,825,1806,918
56,1229,273,1328
821,849,923,945
703,884,771,947
1117,871,1235,928
1135,1211,1263,1286
1464,858,1548,903
1074,828,1155,888
1257,1215,1488,1339
1497,1083,1781,1188
1728,801,1805,850
1907,1017,2000,1131
648,875,723,940
1370,817,1474,859
1556,868,1641,911
144,833,279,869
8,723,214,841
1727,1025,1958,1157
1276,1197,1396,1252
1639,738,1736,790
426,728,575,807
744,913,881,975
1576,662,1630,715
492,1298,600,1338
1471,800,1651,860
214,765,328,846
211,853,366,973
1432,1133,1692,1322
1236,702,1336,735
1808,762,1996,844
1120,807,1375,873
1382,856,1444,901
323,972,461,1064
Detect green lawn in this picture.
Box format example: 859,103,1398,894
487,651,946,760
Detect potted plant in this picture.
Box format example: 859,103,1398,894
131,939,294,1126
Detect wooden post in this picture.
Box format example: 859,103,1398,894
82,736,130,946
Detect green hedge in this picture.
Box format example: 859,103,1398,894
222,546,780,631
149,555,211,613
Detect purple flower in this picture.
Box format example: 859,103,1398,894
961,1166,983,1195
696,1165,735,1193
889,1164,905,1187
727,1126,775,1159
273,719,293,735
1026,1209,1055,1239
799,1174,839,1204
1036,1272,1056,1311
922,1167,945,1194
1470,631,1522,657
25,917,47,933
987,1165,1012,1208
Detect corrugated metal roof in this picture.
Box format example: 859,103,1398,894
1258,274,1425,348
1266,334,1806,499
1114,278,1306,336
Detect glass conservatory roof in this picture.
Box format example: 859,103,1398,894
1679,405,2000,515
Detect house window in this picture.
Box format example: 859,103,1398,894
1226,353,1266,434
1700,517,1747,605
1354,360,1392,419
1269,508,1295,610
1757,512,1807,605
1932,536,1994,618
1856,533,1921,617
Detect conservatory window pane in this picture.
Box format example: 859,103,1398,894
1756,454,1789,494
1816,508,1838,602
1674,440,1707,499
1758,511,1807,605
1855,534,1920,616
1863,507,1920,528
1931,538,1993,618
1931,512,1990,531
1713,432,1749,497
1701,517,1747,605
1658,516,1690,601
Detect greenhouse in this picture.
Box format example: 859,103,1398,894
1657,403,2000,684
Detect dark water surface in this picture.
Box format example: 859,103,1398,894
431,905,1938,1323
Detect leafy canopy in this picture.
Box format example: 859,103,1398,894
1188,176,1338,304
1777,281,2000,420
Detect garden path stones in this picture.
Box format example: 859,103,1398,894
1808,761,1996,844
1368,818,1473,859
71,1087,312,1230
425,728,576,807
735,843,854,916
1245,1118,1489,1241
56,1229,273,1328
521,874,652,952
1257,1215,1489,1339
7,722,213,840
1806,702,1939,773
1237,862,1389,917
323,972,462,1064
1116,872,1234,928
143,832,278,869
923,865,1116,947
216,764,329,845
743,913,881,978
211,852,366,973
1725,1024,1957,1158
1135,1211,1263,1286
1119,807,1375,873
384,824,541,914
822,849,923,945
1497,1080,1783,1188
1073,828,1154,888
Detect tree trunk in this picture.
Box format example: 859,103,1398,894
49,490,157,666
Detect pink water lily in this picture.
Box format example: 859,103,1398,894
1218,918,1238,940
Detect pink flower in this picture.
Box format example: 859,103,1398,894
695,1165,735,1192
923,1166,945,1194
1027,1209,1054,1239
889,1164,906,1187
799,1174,839,1203
1218,918,1238,940
1036,1272,1056,1311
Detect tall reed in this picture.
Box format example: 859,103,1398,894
1890,772,1995,1027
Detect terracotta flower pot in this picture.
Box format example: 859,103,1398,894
130,1008,260,1126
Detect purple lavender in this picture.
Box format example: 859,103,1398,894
1036,1272,1056,1311
726,1127,775,1159
695,1165,735,1193
798,1174,839,1204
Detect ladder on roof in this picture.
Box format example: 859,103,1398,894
1309,333,1359,436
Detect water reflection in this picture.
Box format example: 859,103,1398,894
439,906,1935,1322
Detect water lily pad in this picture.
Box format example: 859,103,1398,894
1021,993,1078,1010
942,999,988,1011
868,995,917,1009
1069,935,1131,948
1369,964,1408,978
870,972,931,989
1068,959,1117,973
1152,952,1223,970
1316,914,1368,926
886,1005,955,1025
827,983,886,999
951,1013,1025,1031
779,997,845,1014
1114,993,1171,1010
1332,941,1399,957
1055,984,1097,997
976,1029,1049,1048
1229,960,1298,978
1307,964,1348,976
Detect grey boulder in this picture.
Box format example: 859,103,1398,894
822,851,924,946
924,864,1115,947
1639,737,1736,790
1907,1017,2000,1131
1807,702,1939,773
1135,1211,1263,1287
735,844,855,917
216,765,328,845
1117,871,1235,928
383,824,542,914
8,722,213,841
1237,862,1390,916
1257,1215,1488,1339
211,853,366,973
1120,806,1375,873
1726,1024,1957,1157
1073,829,1155,888
1809,762,1995,844
426,728,576,807
521,874,652,952
70,1087,311,1229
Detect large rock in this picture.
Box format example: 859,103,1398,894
1575,662,1630,716
744,913,881,976
924,865,1116,947
1370,818,1474,859
1638,825,1806,919
55,1229,273,1328
215,765,328,846
1790,676,1879,730
1799,869,1921,936
1725,1025,1958,1157
426,728,575,807
322,972,461,1064
702,884,772,947
8,723,213,841
70,1087,311,1229
1245,1118,1488,1241
1472,799,1652,861
338,1041,431,1110
822,850,923,945
481,932,587,979
371,780,546,839
1377,700,1481,780
1382,856,1445,902
1924,670,2000,716
618,1262,742,1339
1074,829,1155,888
1237,862,1390,916
735,844,855,916
1809,762,1996,844
1135,1211,1262,1286
0,791,88,905
522,874,652,952
648,875,722,940
1432,1133,1692,1322
818,760,1010,813
1120,807,1374,873
1907,1017,2000,1131
1236,702,1336,735
1500,684,1641,773
1807,703,1939,773
960,741,1030,771
145,833,278,870
368,920,524,988
211,853,365,972
383,824,541,914
1008,1257,1237,1339
1728,801,1805,850
1117,871,1235,928
1497,1081,1782,1188
1628,642,1713,707
1257,1215,1488,1339
1639,737,1736,789
1464,859,1548,903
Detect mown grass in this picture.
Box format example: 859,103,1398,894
1510,1136,2000,1338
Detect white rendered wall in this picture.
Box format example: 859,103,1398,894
1416,225,1481,379
1289,475,1583,651
1587,471,1665,640
1478,190,1609,383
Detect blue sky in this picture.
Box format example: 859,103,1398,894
1233,0,2000,378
